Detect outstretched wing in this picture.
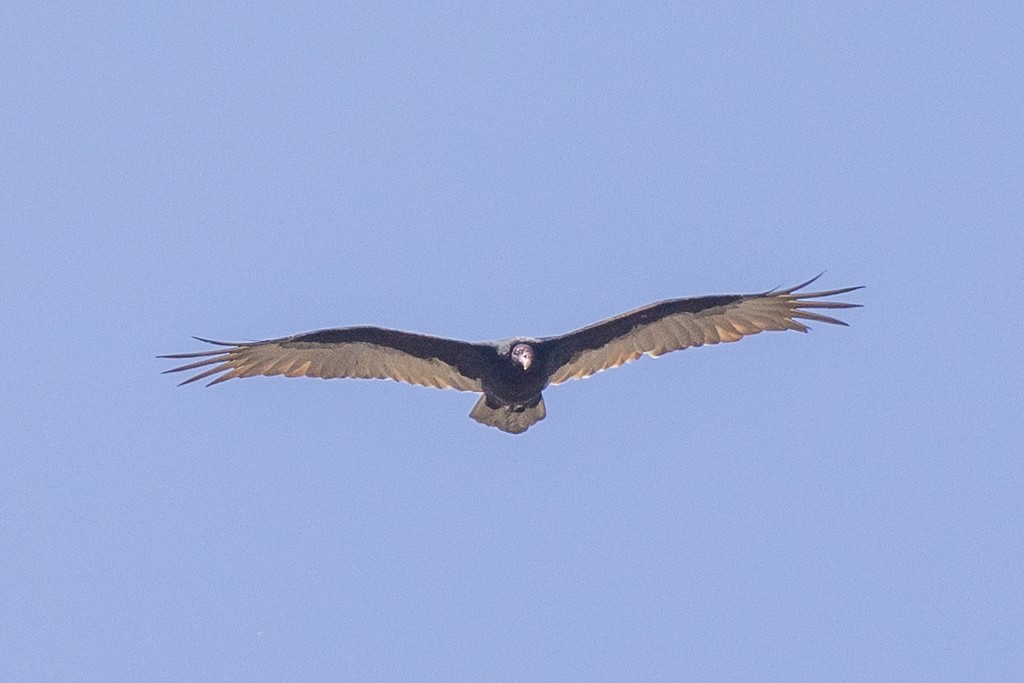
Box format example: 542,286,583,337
161,327,490,392
539,275,862,385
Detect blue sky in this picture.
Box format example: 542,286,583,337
2,3,1021,680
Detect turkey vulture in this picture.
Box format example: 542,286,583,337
161,275,861,433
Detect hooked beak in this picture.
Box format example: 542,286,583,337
513,346,534,371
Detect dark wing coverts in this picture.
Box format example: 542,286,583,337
161,327,489,391
540,276,861,384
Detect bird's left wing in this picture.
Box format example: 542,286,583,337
161,327,489,392
539,276,862,385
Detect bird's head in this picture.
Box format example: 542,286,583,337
510,343,534,371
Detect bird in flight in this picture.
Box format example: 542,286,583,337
161,275,861,434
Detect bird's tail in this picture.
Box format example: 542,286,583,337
469,395,546,434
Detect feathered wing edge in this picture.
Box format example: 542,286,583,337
161,338,276,387
159,329,487,392
757,273,863,327
542,274,863,385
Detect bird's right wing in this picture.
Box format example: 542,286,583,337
540,276,862,385
161,327,490,392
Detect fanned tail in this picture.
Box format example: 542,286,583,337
469,396,546,434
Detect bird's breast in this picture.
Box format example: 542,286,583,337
483,364,546,405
